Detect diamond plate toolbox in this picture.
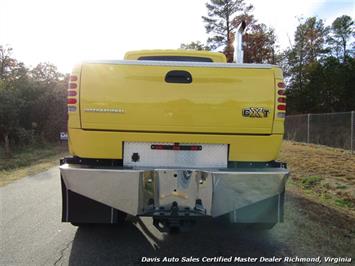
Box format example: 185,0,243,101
123,142,228,168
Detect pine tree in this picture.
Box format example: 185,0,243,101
328,15,354,61
202,0,253,51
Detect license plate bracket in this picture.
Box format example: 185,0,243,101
123,142,227,168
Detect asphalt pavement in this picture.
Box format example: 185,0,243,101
0,168,354,266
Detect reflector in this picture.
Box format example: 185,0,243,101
277,112,285,118
151,144,202,151
68,106,77,112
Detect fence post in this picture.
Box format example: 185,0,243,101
307,113,310,143
351,111,354,154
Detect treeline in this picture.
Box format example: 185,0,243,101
283,16,355,113
0,46,67,157
181,0,355,114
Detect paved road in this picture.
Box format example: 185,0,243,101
1,168,354,266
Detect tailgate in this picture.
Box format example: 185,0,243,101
80,62,275,134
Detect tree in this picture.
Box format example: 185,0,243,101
292,57,355,113
180,41,210,51
0,46,28,157
29,63,66,142
328,15,354,61
243,23,278,64
284,15,355,114
285,17,329,96
283,17,333,114
296,17,329,64
0,46,68,157
202,0,253,51
0,45,27,90
31,62,63,83
202,0,279,63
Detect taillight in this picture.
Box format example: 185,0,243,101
277,82,286,88
277,104,286,111
68,91,77,96
68,75,78,112
67,98,77,104
278,97,286,103
69,83,77,89
276,81,286,115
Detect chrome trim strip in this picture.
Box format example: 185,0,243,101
84,108,125,113
211,170,288,175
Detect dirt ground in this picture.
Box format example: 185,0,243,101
279,141,355,217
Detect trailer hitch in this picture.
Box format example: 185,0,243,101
151,200,206,232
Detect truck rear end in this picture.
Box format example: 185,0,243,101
60,50,288,231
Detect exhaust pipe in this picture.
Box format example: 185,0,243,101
233,21,247,64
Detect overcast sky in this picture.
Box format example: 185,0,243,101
0,0,354,72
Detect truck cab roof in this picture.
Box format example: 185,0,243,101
124,49,227,63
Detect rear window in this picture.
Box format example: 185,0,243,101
137,56,213,62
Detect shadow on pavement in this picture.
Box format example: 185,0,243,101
69,218,294,266
69,222,154,265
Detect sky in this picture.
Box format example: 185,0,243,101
0,0,354,73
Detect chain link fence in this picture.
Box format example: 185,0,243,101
285,111,355,153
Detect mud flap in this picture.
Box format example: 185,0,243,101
61,175,126,224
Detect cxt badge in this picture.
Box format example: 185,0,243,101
242,107,270,118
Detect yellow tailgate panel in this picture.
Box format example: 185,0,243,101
69,129,283,162
80,63,275,134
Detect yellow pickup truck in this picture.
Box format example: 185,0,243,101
60,49,288,232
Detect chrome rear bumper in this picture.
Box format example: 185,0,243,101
60,164,288,219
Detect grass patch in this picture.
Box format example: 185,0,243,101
279,141,355,216
335,199,353,208
302,175,322,189
0,143,68,187
335,184,347,189
0,143,66,170
286,180,355,217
